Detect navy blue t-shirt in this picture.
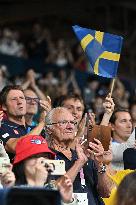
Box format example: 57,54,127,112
0,119,34,161
51,149,104,205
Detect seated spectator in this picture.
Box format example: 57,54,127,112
0,28,25,57
95,95,135,171
26,23,48,60
102,147,134,205
115,171,136,205
10,135,77,205
56,93,84,125
12,135,55,186
54,38,73,68
45,107,111,205
55,93,87,148
110,108,134,170
123,133,136,170
24,88,51,126
57,92,113,149
0,85,47,159
24,89,39,126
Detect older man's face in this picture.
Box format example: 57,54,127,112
50,109,77,142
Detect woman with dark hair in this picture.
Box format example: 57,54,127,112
13,153,53,186
1,135,78,205
12,135,55,187
116,171,136,205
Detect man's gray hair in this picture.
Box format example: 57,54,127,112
45,107,69,126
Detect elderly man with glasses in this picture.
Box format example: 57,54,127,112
45,107,111,205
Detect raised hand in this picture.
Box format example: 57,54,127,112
101,93,115,126
103,93,115,115
75,113,87,140
87,138,104,164
75,139,88,165
57,175,74,203
39,96,52,122
1,164,15,187
39,96,52,114
34,157,49,186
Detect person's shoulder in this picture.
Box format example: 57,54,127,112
111,169,134,185
1,119,11,127
1,119,20,129
0,119,22,139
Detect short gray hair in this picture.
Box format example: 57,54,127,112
45,107,69,126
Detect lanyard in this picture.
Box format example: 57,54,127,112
80,168,86,186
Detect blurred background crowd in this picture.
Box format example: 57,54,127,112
0,22,135,125
0,1,135,205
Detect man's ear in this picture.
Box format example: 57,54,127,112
109,122,115,131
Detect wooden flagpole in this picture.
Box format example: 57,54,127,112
109,78,116,97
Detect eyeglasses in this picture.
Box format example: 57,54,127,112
47,120,77,127
25,97,39,104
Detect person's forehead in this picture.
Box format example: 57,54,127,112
24,90,38,98
116,111,131,120
63,98,84,108
7,89,24,97
53,109,74,121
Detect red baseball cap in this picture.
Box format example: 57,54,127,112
13,135,55,165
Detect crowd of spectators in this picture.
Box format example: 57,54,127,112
0,22,135,113
0,22,135,205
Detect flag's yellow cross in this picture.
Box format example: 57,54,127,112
81,31,120,74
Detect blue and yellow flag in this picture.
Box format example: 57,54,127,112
72,25,123,78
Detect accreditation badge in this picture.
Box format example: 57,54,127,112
73,193,88,205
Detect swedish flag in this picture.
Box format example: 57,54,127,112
72,25,123,78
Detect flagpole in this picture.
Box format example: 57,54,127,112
109,78,116,97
